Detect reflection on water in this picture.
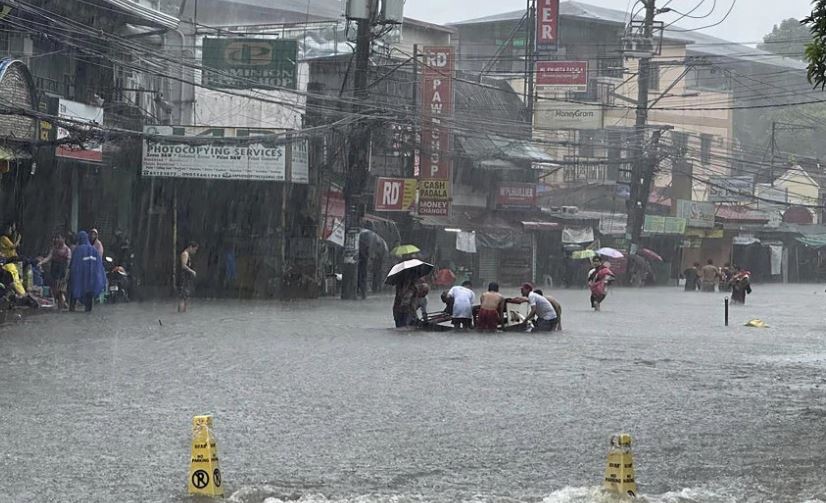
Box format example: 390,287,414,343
0,286,825,502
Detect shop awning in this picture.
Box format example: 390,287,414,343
522,221,561,231
796,234,826,248
456,134,553,169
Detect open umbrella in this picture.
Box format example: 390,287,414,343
385,259,434,285
596,247,624,259
391,244,420,257
638,248,663,262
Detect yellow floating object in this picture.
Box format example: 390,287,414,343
745,319,768,328
603,433,637,498
188,415,223,497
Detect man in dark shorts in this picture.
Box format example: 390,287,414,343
178,241,199,313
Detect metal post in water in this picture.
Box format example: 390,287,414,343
724,297,729,327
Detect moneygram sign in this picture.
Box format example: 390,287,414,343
535,61,588,91
419,46,454,217
202,38,298,89
534,102,603,129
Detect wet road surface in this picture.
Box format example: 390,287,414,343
1,284,826,503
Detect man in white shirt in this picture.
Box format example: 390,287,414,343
447,280,475,329
520,283,558,332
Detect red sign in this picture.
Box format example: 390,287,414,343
420,46,454,181
320,184,345,246
536,0,559,48
535,61,588,90
374,177,416,212
497,183,537,208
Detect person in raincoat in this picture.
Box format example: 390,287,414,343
69,231,106,312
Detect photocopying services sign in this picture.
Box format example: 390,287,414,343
676,199,715,229
497,183,537,208
643,215,686,235
535,102,603,129
51,98,104,162
374,177,416,212
202,38,298,89
535,61,588,91
142,126,286,181
536,0,559,49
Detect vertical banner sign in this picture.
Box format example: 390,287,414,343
536,0,560,50
419,46,454,217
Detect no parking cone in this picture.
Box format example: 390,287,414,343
603,433,637,497
188,415,223,497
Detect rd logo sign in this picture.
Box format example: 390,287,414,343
374,177,416,212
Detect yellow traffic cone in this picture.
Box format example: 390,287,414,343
188,415,224,497
603,433,637,498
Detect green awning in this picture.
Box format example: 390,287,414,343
796,234,826,248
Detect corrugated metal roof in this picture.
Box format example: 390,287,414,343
451,1,806,71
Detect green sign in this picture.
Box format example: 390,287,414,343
644,215,686,235
202,38,298,90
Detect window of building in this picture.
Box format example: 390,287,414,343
672,131,688,156
700,134,712,165
647,63,660,91
579,130,595,158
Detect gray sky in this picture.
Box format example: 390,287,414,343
404,0,813,45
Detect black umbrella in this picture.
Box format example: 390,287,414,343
385,259,434,285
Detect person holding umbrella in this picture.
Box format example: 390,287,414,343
386,259,433,328
587,256,615,311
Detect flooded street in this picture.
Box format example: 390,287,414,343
0,285,824,502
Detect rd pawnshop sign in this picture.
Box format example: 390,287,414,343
142,126,286,181
420,46,454,181
374,177,416,212
202,38,298,90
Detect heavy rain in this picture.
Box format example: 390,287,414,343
0,0,825,502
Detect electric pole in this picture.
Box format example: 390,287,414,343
626,0,656,253
524,0,536,122
341,2,375,300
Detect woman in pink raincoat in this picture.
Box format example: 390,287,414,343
587,257,615,311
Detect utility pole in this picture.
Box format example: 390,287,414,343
626,0,656,253
341,1,375,300
524,0,536,121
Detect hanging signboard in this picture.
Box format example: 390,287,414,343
419,46,454,217
708,175,753,202
496,183,537,208
290,138,309,184
534,102,603,129
202,38,298,89
51,97,104,162
536,0,560,50
535,61,588,91
320,184,345,246
643,215,686,235
142,126,287,181
675,199,715,229
374,177,416,212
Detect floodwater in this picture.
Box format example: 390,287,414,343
1,284,826,503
